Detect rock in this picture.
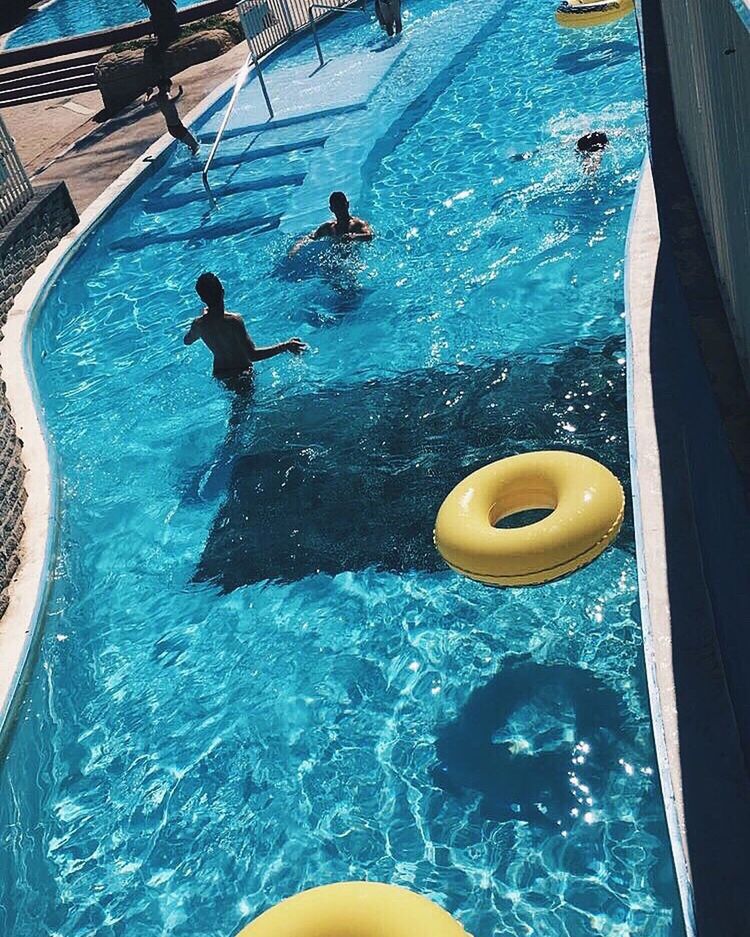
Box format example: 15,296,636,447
95,28,237,114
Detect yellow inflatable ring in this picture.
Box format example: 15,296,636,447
235,882,468,937
555,0,634,28
434,451,624,587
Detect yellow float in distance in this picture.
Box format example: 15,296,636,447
434,451,624,587
235,881,469,937
555,0,634,28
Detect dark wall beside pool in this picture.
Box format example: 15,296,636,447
657,0,750,393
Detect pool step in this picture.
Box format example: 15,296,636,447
197,101,367,144
143,172,306,212
111,213,281,252
170,135,328,180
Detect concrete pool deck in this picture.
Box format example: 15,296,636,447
2,39,249,211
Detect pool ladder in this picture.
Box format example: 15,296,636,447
202,0,368,185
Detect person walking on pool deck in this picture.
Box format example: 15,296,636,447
141,0,180,52
290,191,373,255
184,273,306,378
148,79,199,154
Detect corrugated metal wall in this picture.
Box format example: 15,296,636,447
658,0,750,390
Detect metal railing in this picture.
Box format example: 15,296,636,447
0,115,33,229
202,50,272,182
309,2,368,69
202,0,366,181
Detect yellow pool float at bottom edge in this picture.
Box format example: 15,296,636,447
555,0,634,28
235,881,469,937
434,451,624,587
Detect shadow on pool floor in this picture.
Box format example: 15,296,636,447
193,335,631,590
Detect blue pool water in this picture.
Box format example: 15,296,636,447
0,1,686,935
3,0,194,50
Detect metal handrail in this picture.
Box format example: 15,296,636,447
202,0,369,183
308,2,368,69
202,50,273,183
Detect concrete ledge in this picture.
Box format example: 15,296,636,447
623,157,695,936
626,151,750,937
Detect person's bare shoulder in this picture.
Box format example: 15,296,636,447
312,221,335,239
224,311,248,330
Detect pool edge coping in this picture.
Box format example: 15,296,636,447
0,57,241,748
624,155,697,936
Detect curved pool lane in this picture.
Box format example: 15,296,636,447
0,2,686,935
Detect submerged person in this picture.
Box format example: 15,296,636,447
184,272,306,381
576,131,609,173
148,79,199,155
290,191,373,256
375,0,403,36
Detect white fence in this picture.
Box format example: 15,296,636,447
0,115,32,229
237,0,354,58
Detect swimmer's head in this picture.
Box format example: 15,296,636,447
157,77,172,94
329,191,350,217
576,131,609,154
196,272,224,306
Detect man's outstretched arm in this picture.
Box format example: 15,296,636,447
248,338,306,360
239,320,306,360
288,222,333,256
183,318,202,345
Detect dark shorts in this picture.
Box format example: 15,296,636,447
214,369,254,396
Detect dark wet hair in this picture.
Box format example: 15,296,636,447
196,272,223,305
157,77,172,93
329,191,349,213
576,131,609,154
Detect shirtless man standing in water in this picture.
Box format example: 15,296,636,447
183,272,305,379
290,191,373,256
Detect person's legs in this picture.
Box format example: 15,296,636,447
182,129,199,155
375,0,395,34
169,123,199,155
218,372,255,448
156,23,180,53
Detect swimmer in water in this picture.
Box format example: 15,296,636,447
375,0,402,36
183,272,306,380
290,191,373,256
576,131,609,174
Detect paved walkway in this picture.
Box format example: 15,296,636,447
2,41,248,211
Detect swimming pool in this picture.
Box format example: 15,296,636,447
0,1,687,934
2,0,194,50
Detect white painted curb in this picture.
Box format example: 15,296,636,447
624,155,697,936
